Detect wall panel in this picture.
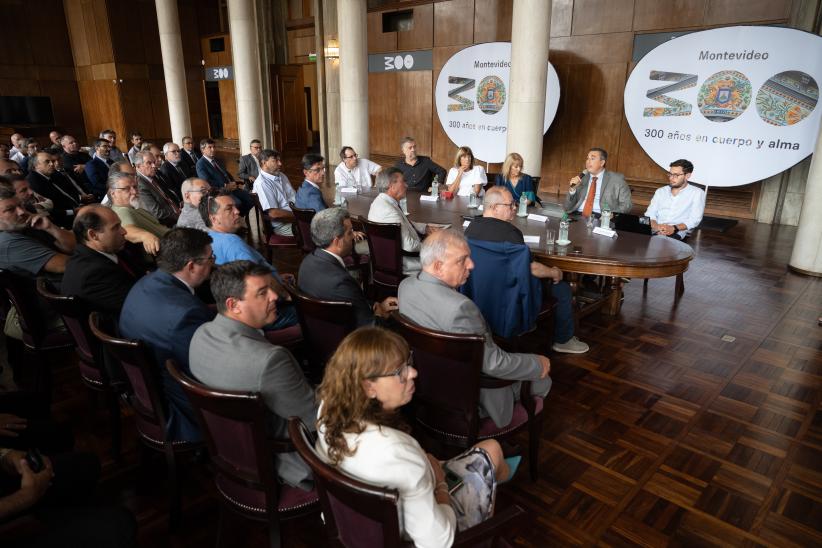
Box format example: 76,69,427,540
434,0,475,47
398,4,434,50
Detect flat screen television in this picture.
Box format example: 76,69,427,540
0,96,55,126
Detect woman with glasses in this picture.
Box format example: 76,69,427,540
445,146,487,197
316,327,509,546
495,152,537,206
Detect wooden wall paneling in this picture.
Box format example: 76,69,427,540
27,0,75,66
119,80,156,139
0,79,40,96
196,0,223,37
397,4,434,50
704,0,792,25
565,63,627,115
434,0,474,47
187,76,210,139
90,0,115,65
287,28,315,64
549,32,634,65
38,80,86,136
64,0,91,66
218,80,238,140
431,45,464,167
616,116,663,182
201,34,232,67
633,0,707,32
368,73,400,155
108,0,146,64
396,71,433,154
77,80,124,144
570,0,635,36
149,79,172,141
551,0,574,38
368,11,398,53
473,0,512,43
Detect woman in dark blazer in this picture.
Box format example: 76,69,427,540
495,152,537,205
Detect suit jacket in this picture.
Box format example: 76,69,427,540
367,192,423,274
84,156,110,198
190,314,317,489
179,150,197,178
295,181,326,212
298,249,374,327
61,243,140,318
119,270,216,441
563,170,632,214
398,271,550,428
237,153,259,183
137,173,178,225
159,161,187,199
196,156,232,188
26,170,79,228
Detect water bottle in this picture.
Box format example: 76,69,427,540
400,197,408,214
558,213,570,244
517,194,528,217
334,182,342,205
431,175,439,199
600,200,612,230
468,192,478,209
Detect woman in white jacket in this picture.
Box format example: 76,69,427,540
445,146,487,197
316,327,508,547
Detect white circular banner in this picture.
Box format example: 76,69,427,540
624,26,822,187
435,42,560,163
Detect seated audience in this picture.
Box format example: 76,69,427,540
398,229,551,428
316,327,508,546
201,192,298,329
7,173,53,216
237,139,262,185
445,146,486,197
645,159,704,240
127,132,143,165
564,147,632,215
465,187,588,353
27,152,86,228
190,261,316,490
8,133,24,164
295,153,327,211
108,171,168,256
119,228,216,441
58,135,92,180
176,178,210,231
61,205,142,318
298,207,397,327
45,130,62,155
84,139,113,199
18,138,38,174
334,146,382,188
100,129,126,163
179,136,199,177
368,168,434,274
495,152,537,205
394,136,446,192
0,159,21,176
252,148,295,236
159,142,187,198
134,151,180,226
195,138,253,216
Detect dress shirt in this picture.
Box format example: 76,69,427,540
333,159,381,188
644,183,705,239
320,248,346,268
252,171,295,234
92,248,119,263
573,170,605,213
393,156,447,192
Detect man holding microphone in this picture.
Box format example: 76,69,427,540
564,148,632,215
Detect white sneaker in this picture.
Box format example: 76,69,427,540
552,336,589,354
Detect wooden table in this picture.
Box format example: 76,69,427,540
342,190,694,315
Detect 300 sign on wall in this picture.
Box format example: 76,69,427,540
624,26,822,187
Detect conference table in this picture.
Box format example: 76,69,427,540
341,189,694,315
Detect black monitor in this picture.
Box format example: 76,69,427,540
0,96,55,126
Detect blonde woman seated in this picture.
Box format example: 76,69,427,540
495,152,537,205
445,146,487,197
316,327,510,547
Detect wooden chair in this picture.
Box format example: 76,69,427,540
167,360,319,548
361,219,415,300
285,286,357,384
88,312,203,530
392,312,545,481
36,278,123,459
288,417,526,548
250,192,297,261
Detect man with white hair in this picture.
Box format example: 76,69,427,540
176,177,210,231
159,142,188,197
398,229,552,428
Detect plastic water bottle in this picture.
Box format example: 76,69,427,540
517,194,528,217
468,192,478,209
431,175,439,199
558,213,570,244
334,182,342,205
600,200,612,230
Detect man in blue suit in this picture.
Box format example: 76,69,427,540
195,138,253,217
119,227,217,442
83,139,112,199
295,153,327,211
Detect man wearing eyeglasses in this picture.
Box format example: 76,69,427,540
295,153,327,211
334,146,382,189
108,171,168,256
645,159,704,240
176,178,211,232
237,139,263,186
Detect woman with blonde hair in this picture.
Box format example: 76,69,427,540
445,146,487,197
496,152,537,205
316,327,510,547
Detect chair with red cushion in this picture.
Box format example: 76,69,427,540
361,219,415,300
167,360,319,548
392,312,545,481
36,278,123,459
89,312,203,530
288,417,527,548
250,192,296,261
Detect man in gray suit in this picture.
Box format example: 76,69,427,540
398,229,552,429
564,148,632,214
189,260,317,490
237,139,262,185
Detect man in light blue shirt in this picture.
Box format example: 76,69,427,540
645,159,704,240
252,148,295,236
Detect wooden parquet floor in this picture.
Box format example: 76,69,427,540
29,216,822,547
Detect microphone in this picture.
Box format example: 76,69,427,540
571,169,588,188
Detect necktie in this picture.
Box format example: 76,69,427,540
116,254,137,278
582,176,598,217
145,176,181,215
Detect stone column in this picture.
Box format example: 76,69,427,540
337,0,368,157
318,0,341,163
155,0,191,144
228,0,265,150
506,0,551,175
789,119,822,276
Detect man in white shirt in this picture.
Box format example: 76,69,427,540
368,168,436,274
334,146,382,189
252,148,295,236
9,133,25,164
645,159,704,240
